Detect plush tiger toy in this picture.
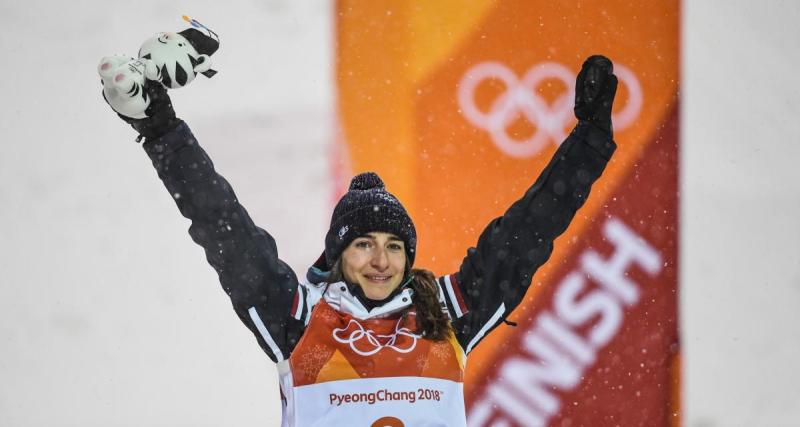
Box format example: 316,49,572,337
99,17,219,119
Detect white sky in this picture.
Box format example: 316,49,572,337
0,1,798,426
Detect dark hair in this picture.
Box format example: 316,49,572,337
405,268,452,341
329,262,452,341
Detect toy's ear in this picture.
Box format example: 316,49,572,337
193,54,212,73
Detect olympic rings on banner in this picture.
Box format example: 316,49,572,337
457,61,643,158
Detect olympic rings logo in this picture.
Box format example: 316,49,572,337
457,61,643,158
332,318,420,356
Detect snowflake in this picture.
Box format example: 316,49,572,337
429,341,452,363
295,344,331,378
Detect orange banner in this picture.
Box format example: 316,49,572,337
335,1,680,425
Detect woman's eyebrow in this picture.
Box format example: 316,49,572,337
362,233,403,242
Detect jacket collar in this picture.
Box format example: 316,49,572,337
322,280,414,320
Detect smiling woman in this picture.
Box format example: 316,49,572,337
340,232,407,300
101,50,619,426
321,174,453,343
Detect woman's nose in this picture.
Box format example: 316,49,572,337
370,248,389,270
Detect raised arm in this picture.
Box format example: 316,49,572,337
440,56,619,353
106,79,305,363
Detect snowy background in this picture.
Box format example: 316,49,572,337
0,0,798,426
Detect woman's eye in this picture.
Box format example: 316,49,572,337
388,243,403,251
356,241,371,249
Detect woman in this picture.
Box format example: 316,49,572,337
106,55,618,426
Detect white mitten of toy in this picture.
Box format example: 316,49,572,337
99,16,219,122
98,56,160,119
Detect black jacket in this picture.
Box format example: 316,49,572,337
142,121,615,362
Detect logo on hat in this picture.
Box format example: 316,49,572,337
338,225,349,239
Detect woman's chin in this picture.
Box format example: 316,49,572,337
362,288,391,300
360,280,399,300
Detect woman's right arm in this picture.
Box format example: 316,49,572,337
106,78,304,363
141,122,305,363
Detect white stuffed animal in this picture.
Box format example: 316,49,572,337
99,19,219,119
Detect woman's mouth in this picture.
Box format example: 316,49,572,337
365,275,392,283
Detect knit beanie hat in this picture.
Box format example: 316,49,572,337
324,172,417,269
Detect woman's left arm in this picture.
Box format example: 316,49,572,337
438,56,618,353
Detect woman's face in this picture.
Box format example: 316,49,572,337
341,232,407,300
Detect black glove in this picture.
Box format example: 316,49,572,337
574,55,618,136
104,79,181,142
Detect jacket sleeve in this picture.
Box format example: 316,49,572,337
439,122,616,354
142,121,306,363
